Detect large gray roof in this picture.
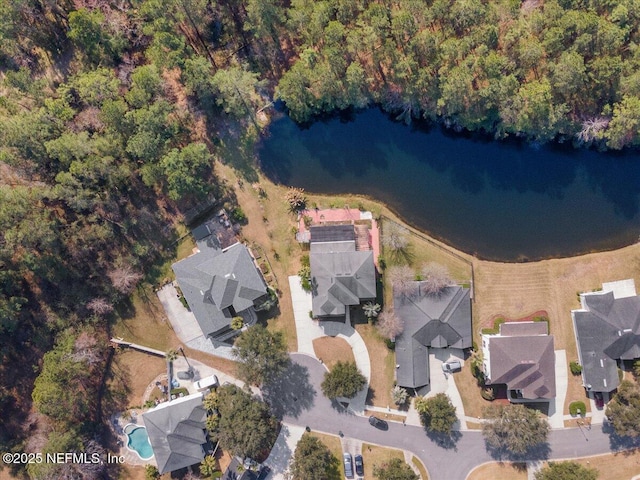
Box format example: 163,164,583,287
573,288,640,392
173,243,267,338
142,394,207,474
310,239,376,317
487,323,556,400
310,225,355,243
395,284,472,388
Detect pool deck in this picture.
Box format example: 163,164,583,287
112,410,157,468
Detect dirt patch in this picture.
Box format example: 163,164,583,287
313,336,355,370
466,462,528,480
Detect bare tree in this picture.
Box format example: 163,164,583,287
378,308,404,340
86,297,114,315
382,222,410,252
108,265,143,294
420,262,453,296
386,265,416,297
577,117,609,143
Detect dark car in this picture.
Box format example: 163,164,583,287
354,454,364,476
343,452,354,479
594,392,604,409
368,415,389,430
256,465,271,480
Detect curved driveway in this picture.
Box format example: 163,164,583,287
283,354,635,480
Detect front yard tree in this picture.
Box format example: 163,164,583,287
377,308,404,340
420,263,453,295
605,380,640,437
414,393,457,434
386,265,416,297
373,458,418,480
289,434,337,480
482,404,550,455
233,325,290,387
213,384,278,460
321,361,366,399
391,385,409,406
534,461,598,480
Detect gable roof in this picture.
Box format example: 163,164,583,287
573,280,640,392
310,237,376,317
395,284,472,388
486,322,556,400
173,243,267,338
142,393,207,474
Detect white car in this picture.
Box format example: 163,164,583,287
193,375,219,391
442,360,462,373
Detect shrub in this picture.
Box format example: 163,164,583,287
481,317,505,335
569,361,582,376
171,387,189,397
231,316,244,330
481,387,494,401
299,264,311,292
569,401,586,416
230,207,247,224
384,338,395,350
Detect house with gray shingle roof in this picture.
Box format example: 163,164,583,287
394,284,472,390
310,225,376,319
172,242,269,344
572,279,640,393
482,321,556,401
142,393,208,474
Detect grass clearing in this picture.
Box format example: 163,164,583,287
411,455,430,480
110,350,167,408
362,443,406,480
355,323,396,407
454,361,494,419
313,336,355,369
466,462,528,480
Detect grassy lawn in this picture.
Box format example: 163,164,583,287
411,455,430,479
569,450,640,479
453,360,494,420
354,323,396,407
362,443,407,479
313,336,355,369
466,462,528,480
109,350,167,409
307,432,343,480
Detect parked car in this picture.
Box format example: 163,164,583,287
442,359,462,373
343,452,354,479
193,374,219,391
368,415,389,430
594,392,604,409
354,454,364,476
256,465,271,480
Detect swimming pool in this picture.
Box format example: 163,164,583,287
124,424,154,460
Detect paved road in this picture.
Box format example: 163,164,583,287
281,354,636,480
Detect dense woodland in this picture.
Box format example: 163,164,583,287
0,0,639,478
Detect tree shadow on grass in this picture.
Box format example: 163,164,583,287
262,362,316,419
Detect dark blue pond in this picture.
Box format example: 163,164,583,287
258,109,640,261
